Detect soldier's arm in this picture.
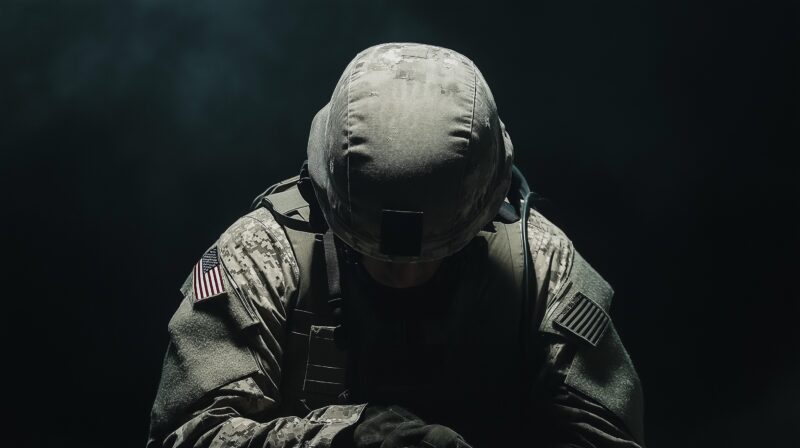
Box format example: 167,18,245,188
526,209,645,448
529,337,644,448
147,209,366,448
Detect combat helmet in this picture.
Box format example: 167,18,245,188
307,43,514,262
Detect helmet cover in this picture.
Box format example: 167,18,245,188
307,43,514,262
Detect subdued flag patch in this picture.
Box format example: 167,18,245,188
193,246,226,302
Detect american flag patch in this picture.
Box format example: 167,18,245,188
192,247,226,302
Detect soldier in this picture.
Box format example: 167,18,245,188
147,43,645,448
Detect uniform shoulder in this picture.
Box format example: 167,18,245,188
217,207,299,280
531,208,616,347
526,208,572,250
178,207,300,304
525,213,642,442
170,206,302,344
525,207,575,307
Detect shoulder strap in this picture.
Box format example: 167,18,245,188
251,165,353,407
250,174,299,210
323,230,349,349
253,162,327,233
513,165,539,370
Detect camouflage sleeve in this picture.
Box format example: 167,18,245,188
526,209,644,448
216,208,300,404
160,376,366,448
148,208,366,448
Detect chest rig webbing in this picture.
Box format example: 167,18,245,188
253,163,540,419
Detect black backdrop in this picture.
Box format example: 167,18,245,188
2,1,797,447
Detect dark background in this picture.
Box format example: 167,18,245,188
2,0,797,447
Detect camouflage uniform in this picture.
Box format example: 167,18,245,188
149,42,643,448
148,208,363,448
147,205,644,448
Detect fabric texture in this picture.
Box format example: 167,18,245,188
307,43,514,262
147,189,645,447
148,208,367,448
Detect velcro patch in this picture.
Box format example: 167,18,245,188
554,292,610,347
192,246,226,302
380,209,423,257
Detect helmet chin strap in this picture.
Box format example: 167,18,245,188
513,165,534,313
512,165,540,405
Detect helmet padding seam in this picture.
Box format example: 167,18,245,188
452,60,479,243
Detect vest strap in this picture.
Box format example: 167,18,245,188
260,180,314,232
323,230,348,349
323,230,342,301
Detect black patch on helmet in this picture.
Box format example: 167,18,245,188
380,210,423,256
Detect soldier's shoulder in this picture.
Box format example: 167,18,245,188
525,207,573,256
526,210,643,442
219,207,283,244
525,208,575,302
533,208,615,345
217,207,299,280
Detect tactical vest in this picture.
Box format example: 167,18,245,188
256,172,535,443
255,170,644,445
